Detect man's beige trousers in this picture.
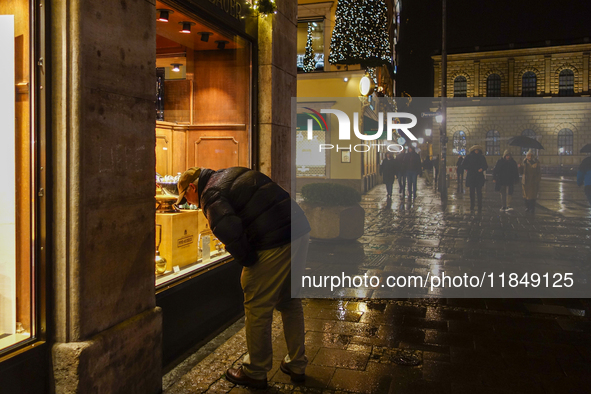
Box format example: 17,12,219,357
241,233,310,380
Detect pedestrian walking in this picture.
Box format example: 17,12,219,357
404,146,422,199
176,167,311,388
380,152,398,198
463,145,488,211
576,156,591,205
493,150,520,211
422,155,434,185
396,150,407,195
521,149,542,213
456,155,465,192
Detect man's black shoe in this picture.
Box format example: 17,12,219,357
280,360,305,382
226,367,267,389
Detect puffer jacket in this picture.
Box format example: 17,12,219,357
196,167,311,267
463,151,488,188
493,157,519,188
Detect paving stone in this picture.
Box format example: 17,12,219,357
327,367,392,393
311,348,370,370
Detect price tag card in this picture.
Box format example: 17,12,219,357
173,265,180,273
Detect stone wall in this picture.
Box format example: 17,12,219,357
258,0,297,192
51,0,162,392
433,101,591,171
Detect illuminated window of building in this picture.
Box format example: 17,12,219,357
453,131,467,155
296,113,327,177
486,73,501,97
296,20,325,72
453,76,467,97
558,69,574,96
557,129,573,155
485,130,501,155
522,72,537,97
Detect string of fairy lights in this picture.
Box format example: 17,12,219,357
328,0,392,67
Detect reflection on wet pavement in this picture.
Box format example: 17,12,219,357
165,177,591,393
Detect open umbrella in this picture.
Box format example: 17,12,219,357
508,136,544,150
580,143,591,153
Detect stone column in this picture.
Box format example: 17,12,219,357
473,61,480,97
545,55,552,95
258,0,297,192
51,0,162,393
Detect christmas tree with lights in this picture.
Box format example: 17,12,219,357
303,23,316,72
329,0,392,67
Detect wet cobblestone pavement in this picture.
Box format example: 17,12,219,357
165,177,591,394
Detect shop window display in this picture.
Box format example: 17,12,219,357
0,0,34,353
154,2,252,287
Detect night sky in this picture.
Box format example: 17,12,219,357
396,0,591,97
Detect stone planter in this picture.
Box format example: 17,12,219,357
300,202,365,240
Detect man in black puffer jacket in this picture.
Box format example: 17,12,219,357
176,167,311,389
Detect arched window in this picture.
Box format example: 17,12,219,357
521,129,537,156
486,74,501,97
558,69,574,96
453,131,467,155
522,72,537,97
454,76,467,97
485,130,501,155
557,129,573,155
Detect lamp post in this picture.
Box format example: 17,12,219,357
559,147,565,175
439,0,448,205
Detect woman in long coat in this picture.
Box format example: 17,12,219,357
521,149,542,212
462,145,488,211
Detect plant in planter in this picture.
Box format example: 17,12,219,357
300,183,365,240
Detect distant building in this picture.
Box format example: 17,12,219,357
431,40,591,174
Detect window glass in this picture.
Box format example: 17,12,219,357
558,69,574,96
296,113,327,177
297,20,324,72
453,76,467,97
487,74,501,97
0,0,34,352
453,131,466,155
522,72,537,97
485,130,501,155
557,128,573,155
155,1,252,286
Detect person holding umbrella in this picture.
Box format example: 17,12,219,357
577,156,591,205
463,145,488,212
521,149,542,213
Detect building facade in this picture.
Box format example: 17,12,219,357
296,0,400,192
0,0,296,392
431,41,591,173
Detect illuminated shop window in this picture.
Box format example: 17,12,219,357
0,0,35,353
